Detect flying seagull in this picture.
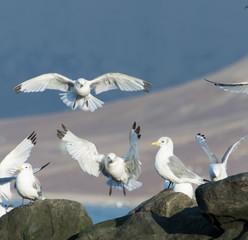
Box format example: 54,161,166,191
14,73,152,112
196,133,248,181
57,122,142,196
15,163,46,204
205,79,248,95
0,132,37,201
152,137,209,185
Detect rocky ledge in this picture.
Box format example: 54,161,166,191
0,173,248,240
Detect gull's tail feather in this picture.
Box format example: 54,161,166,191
106,178,142,192
84,94,104,112
125,179,142,191
60,91,104,112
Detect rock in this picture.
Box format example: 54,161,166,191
196,172,248,232
76,190,221,240
0,199,92,240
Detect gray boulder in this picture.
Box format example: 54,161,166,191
76,190,220,240
0,199,92,240
196,172,248,235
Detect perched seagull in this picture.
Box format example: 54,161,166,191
14,73,152,112
205,79,248,95
15,163,46,204
57,122,142,196
164,180,194,199
152,137,209,185
0,162,50,185
196,133,248,181
0,132,36,201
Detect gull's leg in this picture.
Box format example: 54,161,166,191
22,198,24,205
109,180,113,196
165,181,173,191
123,185,126,196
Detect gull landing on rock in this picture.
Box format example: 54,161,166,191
14,72,152,112
57,122,142,196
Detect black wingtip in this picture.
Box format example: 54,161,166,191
13,84,22,94
135,126,140,135
197,133,205,139
61,123,68,132
132,122,136,130
40,162,50,171
57,129,65,139
204,78,217,86
28,131,37,145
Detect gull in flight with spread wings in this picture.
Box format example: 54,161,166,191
15,163,46,204
0,132,37,201
205,79,248,95
57,122,142,196
152,137,209,186
14,73,152,112
196,133,248,181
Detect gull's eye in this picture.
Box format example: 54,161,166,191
161,141,164,143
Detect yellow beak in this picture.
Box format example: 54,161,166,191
18,168,23,171
152,142,160,146
213,176,219,181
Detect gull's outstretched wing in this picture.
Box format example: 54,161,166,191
33,162,50,174
0,132,36,200
205,79,248,94
124,122,142,179
90,73,152,94
57,124,104,177
196,133,219,164
14,73,75,93
221,135,248,166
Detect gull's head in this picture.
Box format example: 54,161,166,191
18,163,32,172
107,153,117,163
152,137,173,150
76,78,86,88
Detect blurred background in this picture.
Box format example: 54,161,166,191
1,0,248,223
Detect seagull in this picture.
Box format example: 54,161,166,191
15,163,46,204
205,78,248,95
196,133,248,181
0,132,36,201
152,137,209,186
14,73,152,112
57,122,142,196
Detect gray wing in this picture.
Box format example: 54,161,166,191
168,155,202,180
221,135,248,165
195,133,219,164
205,79,248,94
14,73,75,93
90,73,152,94
33,162,50,174
124,122,142,179
32,177,42,197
